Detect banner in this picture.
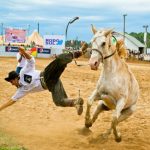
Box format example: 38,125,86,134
5,28,26,43
44,35,65,49
5,46,19,52
37,48,51,54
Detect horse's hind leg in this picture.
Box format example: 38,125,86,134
111,98,126,142
112,104,136,142
118,104,136,123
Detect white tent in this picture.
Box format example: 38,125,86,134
0,35,4,45
26,30,44,46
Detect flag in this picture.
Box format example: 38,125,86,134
30,47,37,57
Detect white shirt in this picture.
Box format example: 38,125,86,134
16,52,26,67
12,57,45,101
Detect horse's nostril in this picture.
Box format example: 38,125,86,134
94,61,98,66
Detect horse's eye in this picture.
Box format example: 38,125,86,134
101,42,106,47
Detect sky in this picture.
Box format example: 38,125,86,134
0,0,149,42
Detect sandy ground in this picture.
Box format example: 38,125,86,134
0,57,150,150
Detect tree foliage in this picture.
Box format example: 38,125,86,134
65,32,150,49
129,32,150,48
65,40,86,50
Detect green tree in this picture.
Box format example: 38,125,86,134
129,32,150,48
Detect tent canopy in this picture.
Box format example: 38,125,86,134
26,30,44,46
0,35,4,45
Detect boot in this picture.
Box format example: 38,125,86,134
63,98,84,115
71,42,88,59
74,98,84,115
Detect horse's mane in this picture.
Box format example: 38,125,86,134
116,39,128,59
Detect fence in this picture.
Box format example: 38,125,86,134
0,46,58,58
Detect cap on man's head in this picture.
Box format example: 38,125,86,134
5,71,19,82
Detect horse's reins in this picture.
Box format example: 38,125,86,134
74,43,89,66
74,58,90,67
91,35,117,63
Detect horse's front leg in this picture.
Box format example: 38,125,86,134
112,98,126,142
85,89,99,128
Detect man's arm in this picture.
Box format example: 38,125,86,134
17,53,23,63
18,47,32,60
0,100,16,111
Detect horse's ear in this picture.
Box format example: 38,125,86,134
91,24,97,34
104,29,114,37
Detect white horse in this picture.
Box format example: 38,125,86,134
85,25,139,142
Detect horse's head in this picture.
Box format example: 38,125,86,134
89,25,116,70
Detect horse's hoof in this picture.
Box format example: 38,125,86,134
115,136,122,142
85,122,92,128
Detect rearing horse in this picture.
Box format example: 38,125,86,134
85,25,139,142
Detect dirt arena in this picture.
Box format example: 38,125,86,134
0,57,150,150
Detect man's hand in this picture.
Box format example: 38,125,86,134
0,99,16,111
18,46,32,60
18,46,26,55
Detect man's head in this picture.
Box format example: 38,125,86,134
5,71,20,87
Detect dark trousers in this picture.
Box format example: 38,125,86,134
43,53,74,106
16,67,22,74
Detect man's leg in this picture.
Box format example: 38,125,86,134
51,79,84,115
43,51,84,115
44,42,88,82
44,52,82,89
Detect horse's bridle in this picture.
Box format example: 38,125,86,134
91,35,117,63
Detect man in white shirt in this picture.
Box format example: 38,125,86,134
1,44,88,115
16,51,26,74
